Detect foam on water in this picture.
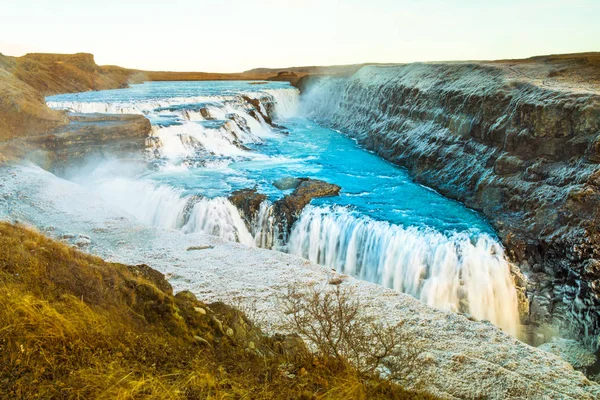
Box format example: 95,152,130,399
46,80,521,335
288,205,519,335
94,177,255,246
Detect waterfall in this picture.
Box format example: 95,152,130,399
287,205,520,335
94,178,255,246
251,201,278,249
89,174,520,334
149,122,257,161
47,81,521,335
264,88,300,119
182,197,255,246
48,88,300,166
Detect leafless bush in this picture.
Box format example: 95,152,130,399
281,283,424,384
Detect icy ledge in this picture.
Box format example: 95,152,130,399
0,163,597,400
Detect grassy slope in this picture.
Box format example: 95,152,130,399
0,53,145,142
0,222,436,399
0,54,68,142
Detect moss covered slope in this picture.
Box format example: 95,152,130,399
0,222,434,399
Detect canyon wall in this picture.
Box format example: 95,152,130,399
299,54,600,348
0,52,147,141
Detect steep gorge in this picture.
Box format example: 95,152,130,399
2,51,600,396
299,53,600,348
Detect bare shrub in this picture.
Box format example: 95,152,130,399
281,283,424,385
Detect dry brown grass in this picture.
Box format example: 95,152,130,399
0,222,438,399
282,284,425,386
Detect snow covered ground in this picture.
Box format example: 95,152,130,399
0,162,597,399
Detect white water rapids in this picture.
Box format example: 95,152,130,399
46,82,521,335
288,206,519,335
88,174,519,335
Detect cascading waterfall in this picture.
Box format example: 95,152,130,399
46,80,521,335
287,206,520,335
48,88,299,164
264,89,300,119
48,85,300,246
251,201,278,249
183,198,255,245
94,178,255,246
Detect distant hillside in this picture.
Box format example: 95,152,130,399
14,53,141,95
1,51,599,142
492,52,600,87
0,53,145,141
244,63,378,76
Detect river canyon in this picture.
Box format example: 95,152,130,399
1,52,599,399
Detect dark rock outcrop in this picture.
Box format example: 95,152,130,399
241,95,274,125
301,57,600,348
228,188,267,229
19,113,151,175
229,179,341,245
272,178,341,234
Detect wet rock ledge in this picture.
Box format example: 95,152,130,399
229,178,341,244
2,112,151,175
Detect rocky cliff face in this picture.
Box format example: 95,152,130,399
0,52,144,142
21,113,151,175
300,54,600,348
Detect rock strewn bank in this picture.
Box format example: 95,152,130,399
298,53,600,348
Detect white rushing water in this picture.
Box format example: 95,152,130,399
88,173,520,334
48,88,297,164
288,206,519,335
46,81,521,336
95,178,255,246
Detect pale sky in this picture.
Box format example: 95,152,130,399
1,0,599,72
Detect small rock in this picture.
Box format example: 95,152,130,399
73,237,91,248
328,277,344,285
211,317,225,335
273,177,301,190
186,245,214,251
194,307,206,315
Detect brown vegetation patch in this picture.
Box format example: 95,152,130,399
0,222,436,399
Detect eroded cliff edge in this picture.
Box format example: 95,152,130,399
0,52,146,141
299,53,600,348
